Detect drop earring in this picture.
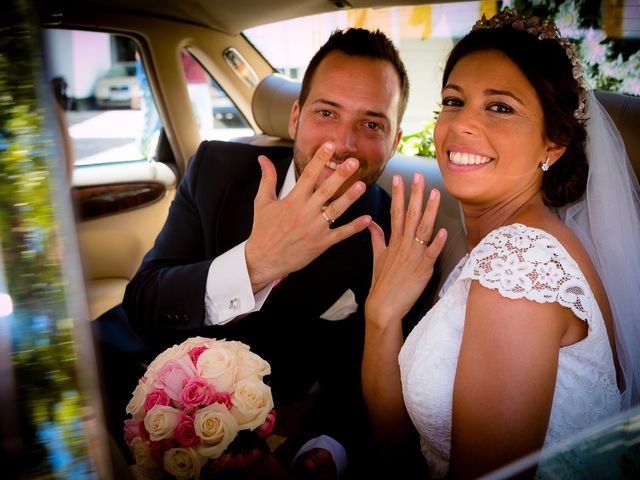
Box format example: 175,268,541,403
541,156,550,172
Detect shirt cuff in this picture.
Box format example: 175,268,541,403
292,435,348,479
204,241,274,325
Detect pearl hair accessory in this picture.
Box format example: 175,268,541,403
472,8,587,121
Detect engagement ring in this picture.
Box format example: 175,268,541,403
414,236,429,246
322,210,335,224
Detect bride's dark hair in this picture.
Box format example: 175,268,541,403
441,27,588,208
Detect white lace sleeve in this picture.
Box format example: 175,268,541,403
459,224,592,323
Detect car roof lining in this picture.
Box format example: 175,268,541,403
38,0,437,35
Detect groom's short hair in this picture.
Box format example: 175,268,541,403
298,28,409,124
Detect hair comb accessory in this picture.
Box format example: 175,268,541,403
472,8,587,120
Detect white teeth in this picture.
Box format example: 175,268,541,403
326,161,339,170
449,151,492,165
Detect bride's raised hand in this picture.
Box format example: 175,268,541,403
365,173,447,325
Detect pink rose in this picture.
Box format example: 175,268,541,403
139,420,150,441
212,391,233,410
149,438,175,467
174,414,199,447
255,409,276,438
123,419,142,446
154,357,197,402
179,377,215,409
188,346,208,366
144,388,171,412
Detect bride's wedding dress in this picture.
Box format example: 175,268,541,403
399,223,621,478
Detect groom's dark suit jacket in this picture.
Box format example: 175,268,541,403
122,140,392,466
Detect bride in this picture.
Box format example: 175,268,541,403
362,9,640,479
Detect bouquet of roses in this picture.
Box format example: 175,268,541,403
123,337,276,479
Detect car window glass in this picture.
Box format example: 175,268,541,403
244,2,639,155
43,29,163,165
179,49,253,141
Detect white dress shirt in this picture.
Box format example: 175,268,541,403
204,162,296,326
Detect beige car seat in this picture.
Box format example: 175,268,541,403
236,74,640,308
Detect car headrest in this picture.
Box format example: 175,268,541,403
594,90,640,182
251,73,300,140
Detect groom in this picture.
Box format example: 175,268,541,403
102,28,410,478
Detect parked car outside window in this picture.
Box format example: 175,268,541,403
94,61,141,109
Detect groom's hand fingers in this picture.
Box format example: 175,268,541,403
291,142,336,198
311,156,360,206
255,155,278,207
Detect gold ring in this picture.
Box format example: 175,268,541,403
322,210,335,224
414,236,429,246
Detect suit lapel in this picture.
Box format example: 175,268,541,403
262,184,384,316
215,156,292,255
266,226,371,317
215,159,383,315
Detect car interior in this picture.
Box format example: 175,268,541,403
42,0,638,322
31,0,640,475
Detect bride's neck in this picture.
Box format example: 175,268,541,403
462,191,545,250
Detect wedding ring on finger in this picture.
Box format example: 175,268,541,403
414,236,429,246
322,210,335,225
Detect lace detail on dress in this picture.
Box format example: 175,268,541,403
459,223,591,323
399,223,621,479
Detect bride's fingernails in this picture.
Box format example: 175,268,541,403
430,189,437,200
322,142,335,153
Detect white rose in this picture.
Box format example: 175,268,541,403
143,405,182,441
220,340,251,354
130,437,157,470
126,379,149,421
164,447,204,480
230,377,274,431
196,344,238,393
193,403,238,459
235,349,271,382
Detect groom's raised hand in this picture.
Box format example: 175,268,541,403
245,142,372,293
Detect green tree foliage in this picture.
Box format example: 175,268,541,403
401,0,639,158
0,0,94,477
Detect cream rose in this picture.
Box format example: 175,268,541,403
163,447,203,480
126,379,149,421
230,377,274,430
221,340,251,354
193,403,238,459
235,348,271,382
144,405,182,441
196,344,238,393
130,437,157,470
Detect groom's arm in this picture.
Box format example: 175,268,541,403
123,141,292,342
